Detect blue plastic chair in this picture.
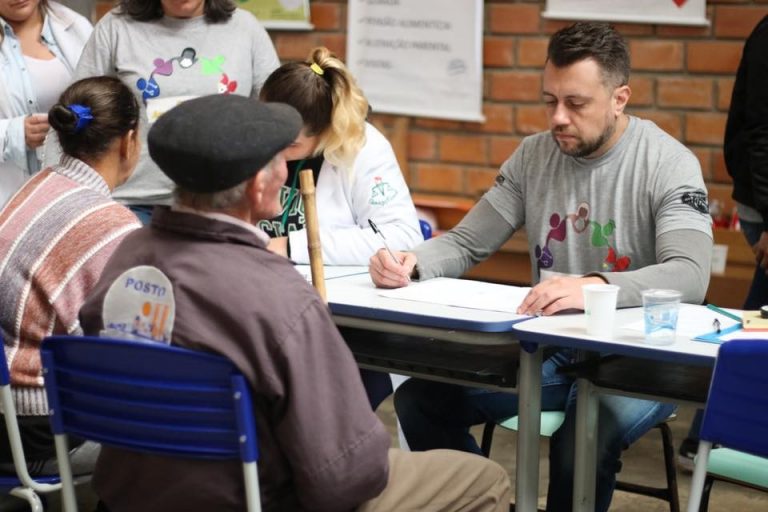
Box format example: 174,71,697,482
41,335,261,512
0,332,71,512
418,219,433,241
687,339,768,512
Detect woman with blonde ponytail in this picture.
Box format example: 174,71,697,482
260,47,423,411
259,47,422,266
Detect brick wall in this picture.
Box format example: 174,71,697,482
93,0,768,206
273,0,768,207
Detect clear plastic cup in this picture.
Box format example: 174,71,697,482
642,289,682,345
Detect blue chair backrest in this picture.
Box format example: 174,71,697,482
699,339,768,458
0,332,10,387
40,336,258,463
419,219,432,241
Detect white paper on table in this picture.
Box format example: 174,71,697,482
623,304,741,337
293,265,369,283
377,277,531,314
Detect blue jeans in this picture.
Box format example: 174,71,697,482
394,348,677,512
740,220,768,309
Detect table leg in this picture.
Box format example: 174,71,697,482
516,345,542,512
573,376,598,511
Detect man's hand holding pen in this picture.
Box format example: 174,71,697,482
370,249,417,288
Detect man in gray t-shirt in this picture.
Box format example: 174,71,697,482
370,22,712,512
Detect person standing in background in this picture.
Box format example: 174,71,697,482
0,0,91,207
724,14,768,310
68,0,279,224
677,14,768,471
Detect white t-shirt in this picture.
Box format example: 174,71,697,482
24,54,71,114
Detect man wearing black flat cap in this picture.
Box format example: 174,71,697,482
78,94,511,512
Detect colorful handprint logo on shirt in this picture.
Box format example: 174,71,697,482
201,56,225,75
136,76,160,102
535,202,590,273
218,74,237,94
534,201,631,276
135,48,236,103
588,219,631,271
604,247,631,272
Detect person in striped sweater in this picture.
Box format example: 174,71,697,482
0,76,141,475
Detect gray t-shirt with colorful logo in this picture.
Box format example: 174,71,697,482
486,115,712,281
74,9,280,205
414,116,713,307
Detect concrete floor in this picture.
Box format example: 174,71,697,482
375,400,768,512
2,402,765,511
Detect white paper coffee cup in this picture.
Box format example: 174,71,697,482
583,284,620,337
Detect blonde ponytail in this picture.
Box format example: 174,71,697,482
307,48,369,169
260,47,369,170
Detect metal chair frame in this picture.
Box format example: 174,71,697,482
41,335,261,512
0,332,89,511
482,412,680,512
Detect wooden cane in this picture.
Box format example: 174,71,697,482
299,169,326,302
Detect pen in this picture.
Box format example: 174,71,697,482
706,304,742,323
368,219,400,265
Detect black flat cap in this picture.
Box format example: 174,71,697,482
148,95,302,193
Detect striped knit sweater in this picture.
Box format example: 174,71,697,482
0,156,140,416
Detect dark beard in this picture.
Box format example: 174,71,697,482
553,121,616,158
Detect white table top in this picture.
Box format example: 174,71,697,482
512,305,752,366
326,273,529,334
293,264,371,283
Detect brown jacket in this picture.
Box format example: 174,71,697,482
80,207,390,512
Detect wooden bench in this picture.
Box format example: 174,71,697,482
414,194,754,309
